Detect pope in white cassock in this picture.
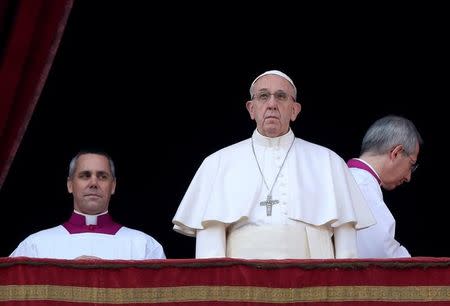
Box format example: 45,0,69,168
172,70,375,259
10,151,165,260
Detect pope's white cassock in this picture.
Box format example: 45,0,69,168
10,212,166,259
173,129,375,259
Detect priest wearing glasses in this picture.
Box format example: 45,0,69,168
347,115,422,258
173,70,375,259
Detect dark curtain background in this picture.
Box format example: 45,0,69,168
0,0,74,188
0,2,448,259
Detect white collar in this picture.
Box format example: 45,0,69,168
252,129,295,148
73,210,109,225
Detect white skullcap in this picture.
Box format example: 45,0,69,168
249,70,297,100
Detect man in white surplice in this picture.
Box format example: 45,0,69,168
348,115,422,258
10,151,165,260
172,70,375,259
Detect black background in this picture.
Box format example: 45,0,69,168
1,2,448,258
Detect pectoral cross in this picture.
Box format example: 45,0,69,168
260,194,279,216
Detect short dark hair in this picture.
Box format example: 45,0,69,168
68,150,116,178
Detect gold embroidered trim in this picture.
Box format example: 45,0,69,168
1,285,450,303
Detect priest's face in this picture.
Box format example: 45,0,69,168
67,153,116,215
246,75,301,138
382,143,420,190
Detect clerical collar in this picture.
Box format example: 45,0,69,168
252,129,295,148
63,211,122,235
347,158,382,185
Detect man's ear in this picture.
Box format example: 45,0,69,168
389,144,403,160
111,179,116,195
246,100,255,119
291,102,301,121
67,177,73,193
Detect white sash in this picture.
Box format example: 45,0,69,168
226,223,335,259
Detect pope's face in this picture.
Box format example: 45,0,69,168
67,154,116,215
246,75,301,138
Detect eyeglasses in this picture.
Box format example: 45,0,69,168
252,90,294,103
404,152,419,173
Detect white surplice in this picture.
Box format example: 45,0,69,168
10,213,166,260
350,164,411,258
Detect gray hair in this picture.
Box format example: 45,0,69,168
361,115,423,156
68,150,116,179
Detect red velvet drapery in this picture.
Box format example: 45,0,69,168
0,0,73,189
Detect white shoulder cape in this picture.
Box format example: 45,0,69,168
173,137,374,236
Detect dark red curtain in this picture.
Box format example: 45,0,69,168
0,0,74,189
